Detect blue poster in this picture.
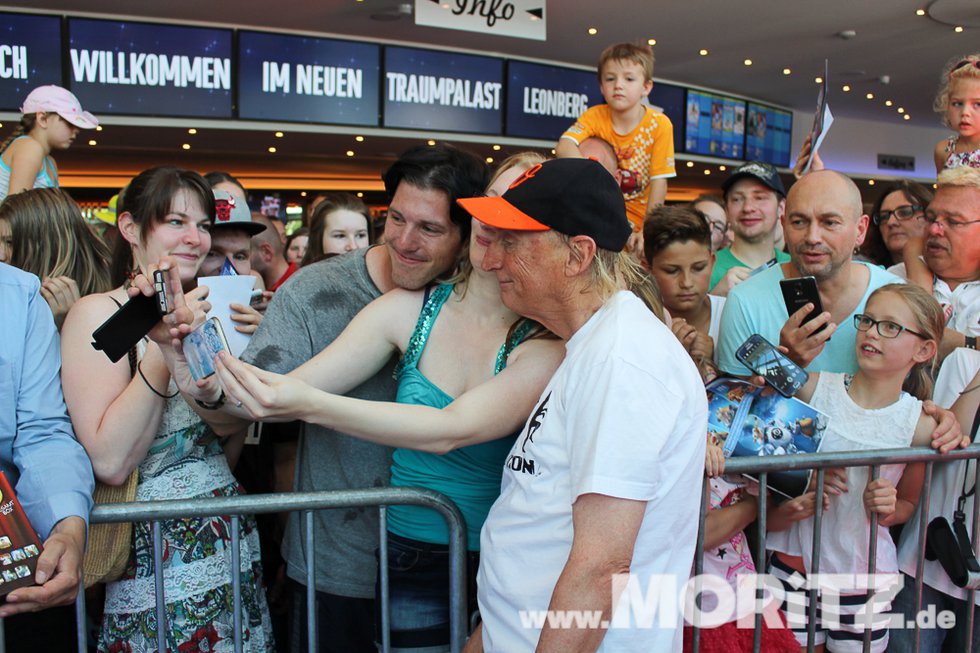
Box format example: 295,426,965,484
746,102,793,167
67,18,232,118
239,31,380,126
0,12,62,110
383,46,503,134
505,60,599,140
684,89,745,159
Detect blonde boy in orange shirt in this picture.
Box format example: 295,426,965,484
557,42,676,239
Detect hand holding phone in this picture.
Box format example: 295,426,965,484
780,276,826,334
735,334,809,398
184,317,232,381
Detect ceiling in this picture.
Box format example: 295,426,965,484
3,0,978,201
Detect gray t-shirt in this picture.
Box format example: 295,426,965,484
242,247,395,597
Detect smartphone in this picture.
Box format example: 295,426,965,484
735,334,809,398
249,289,265,306
91,291,163,363
184,317,231,381
780,276,827,334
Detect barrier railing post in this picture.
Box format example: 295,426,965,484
152,520,168,653
305,509,316,653
753,472,768,653
913,462,934,653
231,514,243,653
863,465,880,653
379,506,390,653
805,469,825,653
691,476,709,653
967,462,980,653
75,583,86,653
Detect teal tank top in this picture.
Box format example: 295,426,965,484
387,283,536,550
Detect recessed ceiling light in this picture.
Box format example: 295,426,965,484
275,131,284,138
933,184,937,189
782,68,792,75
427,140,436,146
842,85,851,92
587,27,598,35
88,140,97,146
300,191,307,197
357,192,364,198
686,161,695,168
492,144,501,151
885,100,893,107
897,107,905,113
699,49,709,56
648,38,657,46
719,165,727,171
743,59,753,66
182,143,191,150
916,8,926,15
268,146,277,153
868,179,875,186
346,150,355,156
954,26,964,33
815,76,824,84
355,135,364,142
188,128,197,135
551,149,556,155
866,92,874,100
486,157,494,164
903,114,911,120
703,169,711,175
95,125,103,132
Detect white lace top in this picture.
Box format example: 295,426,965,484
768,372,921,580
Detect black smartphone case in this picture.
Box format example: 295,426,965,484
780,277,826,334
91,292,162,363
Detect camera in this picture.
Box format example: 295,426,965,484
925,513,980,590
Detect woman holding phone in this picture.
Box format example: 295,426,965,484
60,166,274,653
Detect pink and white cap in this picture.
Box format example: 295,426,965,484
20,85,99,129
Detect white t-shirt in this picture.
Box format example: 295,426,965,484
897,347,980,603
933,278,980,337
477,291,708,652
708,294,726,363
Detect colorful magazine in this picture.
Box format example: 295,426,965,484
0,472,43,596
706,377,829,498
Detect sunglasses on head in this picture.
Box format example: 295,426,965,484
950,60,980,78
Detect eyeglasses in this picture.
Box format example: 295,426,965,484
924,212,980,232
853,314,928,339
950,60,980,78
872,204,924,225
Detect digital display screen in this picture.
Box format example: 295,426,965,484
745,102,793,167
67,18,232,118
684,89,745,159
383,46,503,134
505,60,599,140
239,31,380,126
0,12,63,110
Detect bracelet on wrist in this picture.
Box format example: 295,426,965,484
194,390,226,410
137,360,179,399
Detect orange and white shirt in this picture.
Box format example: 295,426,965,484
561,104,676,230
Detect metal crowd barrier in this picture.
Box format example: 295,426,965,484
690,444,980,653
61,487,467,653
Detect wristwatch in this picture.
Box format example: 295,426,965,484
966,336,977,351
194,390,226,410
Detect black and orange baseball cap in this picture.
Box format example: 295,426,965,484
457,158,631,251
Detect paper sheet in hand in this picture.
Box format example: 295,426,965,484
803,60,834,174
196,275,256,357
